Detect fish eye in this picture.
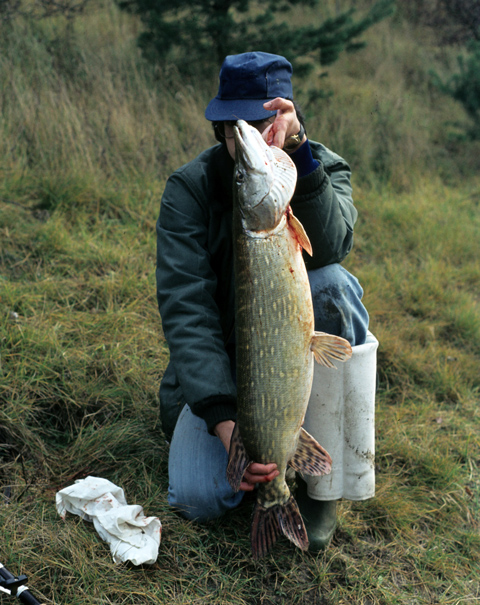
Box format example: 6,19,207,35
236,171,245,184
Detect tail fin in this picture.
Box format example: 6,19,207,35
251,496,308,558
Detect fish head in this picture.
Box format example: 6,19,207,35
233,120,297,233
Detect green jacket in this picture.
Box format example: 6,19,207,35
156,141,357,440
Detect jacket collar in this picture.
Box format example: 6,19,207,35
211,144,235,207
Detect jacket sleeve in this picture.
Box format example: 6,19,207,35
156,169,237,433
290,142,357,270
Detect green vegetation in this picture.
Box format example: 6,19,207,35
431,39,480,140
1,0,479,603
419,0,480,140
117,0,394,75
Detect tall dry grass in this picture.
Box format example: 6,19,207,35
298,15,480,189
0,1,215,192
0,0,477,198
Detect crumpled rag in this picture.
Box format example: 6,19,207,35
56,476,161,565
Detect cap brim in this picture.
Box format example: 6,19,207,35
205,97,277,122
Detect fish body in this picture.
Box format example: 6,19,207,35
227,121,352,557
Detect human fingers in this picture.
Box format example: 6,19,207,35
262,122,274,145
239,467,280,492
263,99,300,149
264,97,294,113
248,462,278,476
240,462,280,492
242,462,279,486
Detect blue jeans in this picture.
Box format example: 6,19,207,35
168,263,369,521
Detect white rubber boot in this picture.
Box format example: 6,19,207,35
297,331,378,551
302,331,379,501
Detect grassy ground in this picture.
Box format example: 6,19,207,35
2,171,479,605
1,1,480,603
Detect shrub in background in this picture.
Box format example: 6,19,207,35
399,0,480,45
399,0,480,140
431,40,480,140
0,0,91,20
116,0,395,76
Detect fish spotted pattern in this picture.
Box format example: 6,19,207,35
227,120,352,558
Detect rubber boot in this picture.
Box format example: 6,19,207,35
296,476,337,552
296,332,379,552
302,331,378,502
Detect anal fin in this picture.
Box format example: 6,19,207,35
311,332,352,368
226,422,251,492
289,427,332,476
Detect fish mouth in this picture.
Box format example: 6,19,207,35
234,120,272,210
234,120,265,172
233,119,297,232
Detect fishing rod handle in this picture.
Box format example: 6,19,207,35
0,564,45,605
17,586,45,605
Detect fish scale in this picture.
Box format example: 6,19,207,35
227,120,352,558
235,218,312,469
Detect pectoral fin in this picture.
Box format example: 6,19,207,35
310,332,352,368
289,428,332,476
226,422,251,492
287,207,312,256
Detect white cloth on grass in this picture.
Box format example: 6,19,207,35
56,476,161,565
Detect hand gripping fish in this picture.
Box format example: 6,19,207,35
227,120,352,558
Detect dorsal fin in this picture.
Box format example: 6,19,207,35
226,423,251,492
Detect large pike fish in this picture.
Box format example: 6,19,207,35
227,120,352,558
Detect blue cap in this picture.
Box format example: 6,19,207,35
205,52,293,122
